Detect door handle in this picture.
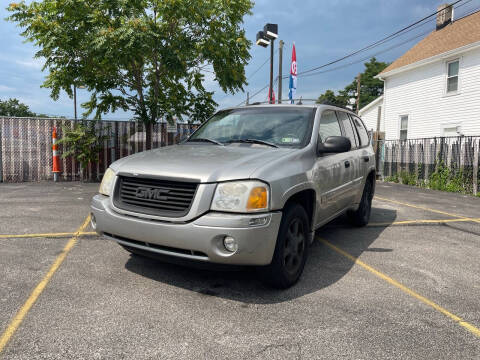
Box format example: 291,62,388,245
363,156,369,162
344,160,350,168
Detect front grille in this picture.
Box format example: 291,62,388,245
113,175,198,217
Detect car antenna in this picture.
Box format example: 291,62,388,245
297,96,303,105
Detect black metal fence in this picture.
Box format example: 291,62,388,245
0,117,197,183
380,136,480,195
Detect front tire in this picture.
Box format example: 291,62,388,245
261,203,309,289
347,177,373,227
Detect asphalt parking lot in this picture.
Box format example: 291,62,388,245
0,181,479,359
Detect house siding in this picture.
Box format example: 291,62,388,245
359,101,383,132
383,46,480,140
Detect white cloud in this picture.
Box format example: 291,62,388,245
15,59,44,70
0,85,15,92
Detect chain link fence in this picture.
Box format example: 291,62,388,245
380,136,480,195
0,117,197,183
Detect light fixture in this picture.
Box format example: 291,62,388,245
263,23,278,39
256,31,270,47
223,236,238,252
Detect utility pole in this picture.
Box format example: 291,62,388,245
278,40,284,104
246,92,250,105
73,85,77,120
269,39,275,104
356,73,361,114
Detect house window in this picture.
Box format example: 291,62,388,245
400,115,408,140
446,59,459,93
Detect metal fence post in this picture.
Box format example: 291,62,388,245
473,139,479,195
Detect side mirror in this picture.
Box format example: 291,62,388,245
317,136,351,154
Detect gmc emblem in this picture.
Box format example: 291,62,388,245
135,187,170,201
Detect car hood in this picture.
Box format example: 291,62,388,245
110,144,295,183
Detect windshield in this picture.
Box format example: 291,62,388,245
188,107,316,148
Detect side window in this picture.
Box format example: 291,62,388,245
400,115,408,140
336,111,358,149
318,110,342,142
351,115,369,146
446,59,459,93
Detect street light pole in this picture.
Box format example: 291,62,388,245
356,73,361,114
278,40,284,104
269,38,275,104
73,84,85,120
74,85,77,120
256,23,278,104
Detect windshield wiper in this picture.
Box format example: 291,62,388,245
226,139,279,148
187,138,224,146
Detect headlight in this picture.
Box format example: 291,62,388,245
211,181,269,213
99,168,116,196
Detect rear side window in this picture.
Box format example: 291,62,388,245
336,111,358,149
318,110,342,142
351,115,369,146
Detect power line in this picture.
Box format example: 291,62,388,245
246,55,272,80
296,3,480,79
230,0,476,106
296,0,467,77
299,30,431,79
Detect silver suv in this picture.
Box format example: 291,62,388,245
91,105,375,288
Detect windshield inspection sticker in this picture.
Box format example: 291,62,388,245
281,137,300,144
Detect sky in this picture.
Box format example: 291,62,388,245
1,0,480,119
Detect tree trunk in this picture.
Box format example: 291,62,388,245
145,122,152,150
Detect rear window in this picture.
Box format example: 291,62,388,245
351,115,369,147
336,111,358,149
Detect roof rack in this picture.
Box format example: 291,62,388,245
316,101,355,112
246,98,319,106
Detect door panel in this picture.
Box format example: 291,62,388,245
335,111,359,208
313,110,351,226
351,114,372,184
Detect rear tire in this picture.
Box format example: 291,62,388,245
347,177,373,227
261,203,309,289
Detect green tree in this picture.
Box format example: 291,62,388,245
316,89,348,108
0,98,38,117
57,120,110,180
8,0,253,148
339,57,389,112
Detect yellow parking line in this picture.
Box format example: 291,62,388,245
374,196,465,218
0,231,96,239
368,218,480,227
319,237,480,338
0,215,91,354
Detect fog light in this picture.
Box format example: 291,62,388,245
223,236,238,252
90,213,97,230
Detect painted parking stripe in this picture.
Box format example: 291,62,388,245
319,237,480,338
0,231,96,239
374,196,480,223
368,218,480,227
0,215,91,354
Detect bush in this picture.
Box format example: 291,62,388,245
385,174,399,183
58,120,110,180
399,171,417,186
428,161,468,193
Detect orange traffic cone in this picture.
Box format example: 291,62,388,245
52,127,61,182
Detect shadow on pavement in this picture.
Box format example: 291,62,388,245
124,207,397,304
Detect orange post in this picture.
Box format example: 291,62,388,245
52,127,61,182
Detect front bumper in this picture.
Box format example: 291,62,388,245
91,195,282,266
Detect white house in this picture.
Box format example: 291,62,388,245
358,95,383,133
377,4,480,140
